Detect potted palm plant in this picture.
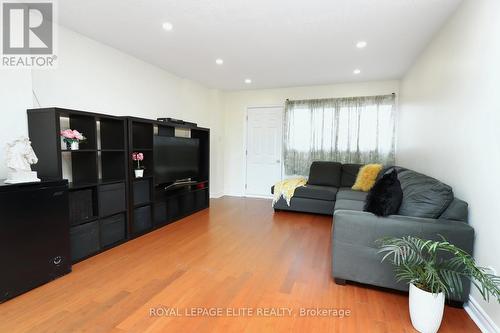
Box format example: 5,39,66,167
378,236,500,333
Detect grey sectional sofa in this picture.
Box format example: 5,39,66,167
272,162,474,303
272,161,362,215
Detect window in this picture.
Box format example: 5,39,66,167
283,94,396,176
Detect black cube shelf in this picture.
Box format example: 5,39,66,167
27,108,129,263
27,108,210,263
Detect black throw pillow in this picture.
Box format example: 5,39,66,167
364,169,403,217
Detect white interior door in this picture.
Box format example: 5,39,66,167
246,106,283,197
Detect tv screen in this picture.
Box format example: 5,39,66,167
154,136,199,185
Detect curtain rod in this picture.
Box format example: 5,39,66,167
285,92,396,101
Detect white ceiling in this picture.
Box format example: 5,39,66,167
56,0,462,90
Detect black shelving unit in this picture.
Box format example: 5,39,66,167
127,117,210,237
27,108,129,263
26,108,210,264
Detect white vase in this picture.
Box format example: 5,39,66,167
70,141,79,150
409,283,445,333
134,169,144,178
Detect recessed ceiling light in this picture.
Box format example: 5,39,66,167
244,78,252,84
162,22,173,31
356,41,367,48
353,69,361,75
215,58,224,65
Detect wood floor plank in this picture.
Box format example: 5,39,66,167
0,197,479,332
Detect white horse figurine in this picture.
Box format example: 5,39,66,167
4,137,41,184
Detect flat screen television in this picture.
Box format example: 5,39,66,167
154,136,199,185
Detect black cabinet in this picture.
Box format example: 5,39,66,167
0,180,71,303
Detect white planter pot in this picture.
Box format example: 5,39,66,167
69,141,79,150
409,283,445,333
134,169,144,178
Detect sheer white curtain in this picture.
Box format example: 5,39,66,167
284,94,396,176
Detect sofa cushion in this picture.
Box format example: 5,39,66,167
341,164,363,187
397,169,454,219
336,188,368,202
293,185,338,201
439,198,468,222
334,199,365,212
307,161,342,187
364,169,403,217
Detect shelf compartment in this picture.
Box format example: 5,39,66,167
133,205,152,234
70,221,100,262
132,122,153,150
133,178,151,206
68,114,97,150
68,182,97,190
100,118,125,150
70,151,98,185
154,201,167,226
101,213,126,247
167,196,180,220
133,175,153,181
101,151,126,183
180,193,195,215
194,188,209,210
158,125,175,137
131,151,153,178
61,149,97,153
69,188,97,226
98,182,126,217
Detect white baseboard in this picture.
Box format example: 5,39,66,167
209,192,224,199
222,192,244,197
211,193,272,199
464,296,499,333
244,194,272,199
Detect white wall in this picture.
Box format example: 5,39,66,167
0,69,33,178
223,80,399,196
397,0,500,327
0,26,224,196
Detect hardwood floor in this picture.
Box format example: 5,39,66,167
0,197,479,333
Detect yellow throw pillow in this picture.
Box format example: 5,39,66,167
352,164,383,192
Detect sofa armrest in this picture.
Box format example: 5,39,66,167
331,210,475,302
333,210,474,255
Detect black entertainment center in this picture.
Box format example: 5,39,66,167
27,108,210,264
127,116,209,238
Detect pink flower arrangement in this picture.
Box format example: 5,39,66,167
60,129,86,144
132,152,145,169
